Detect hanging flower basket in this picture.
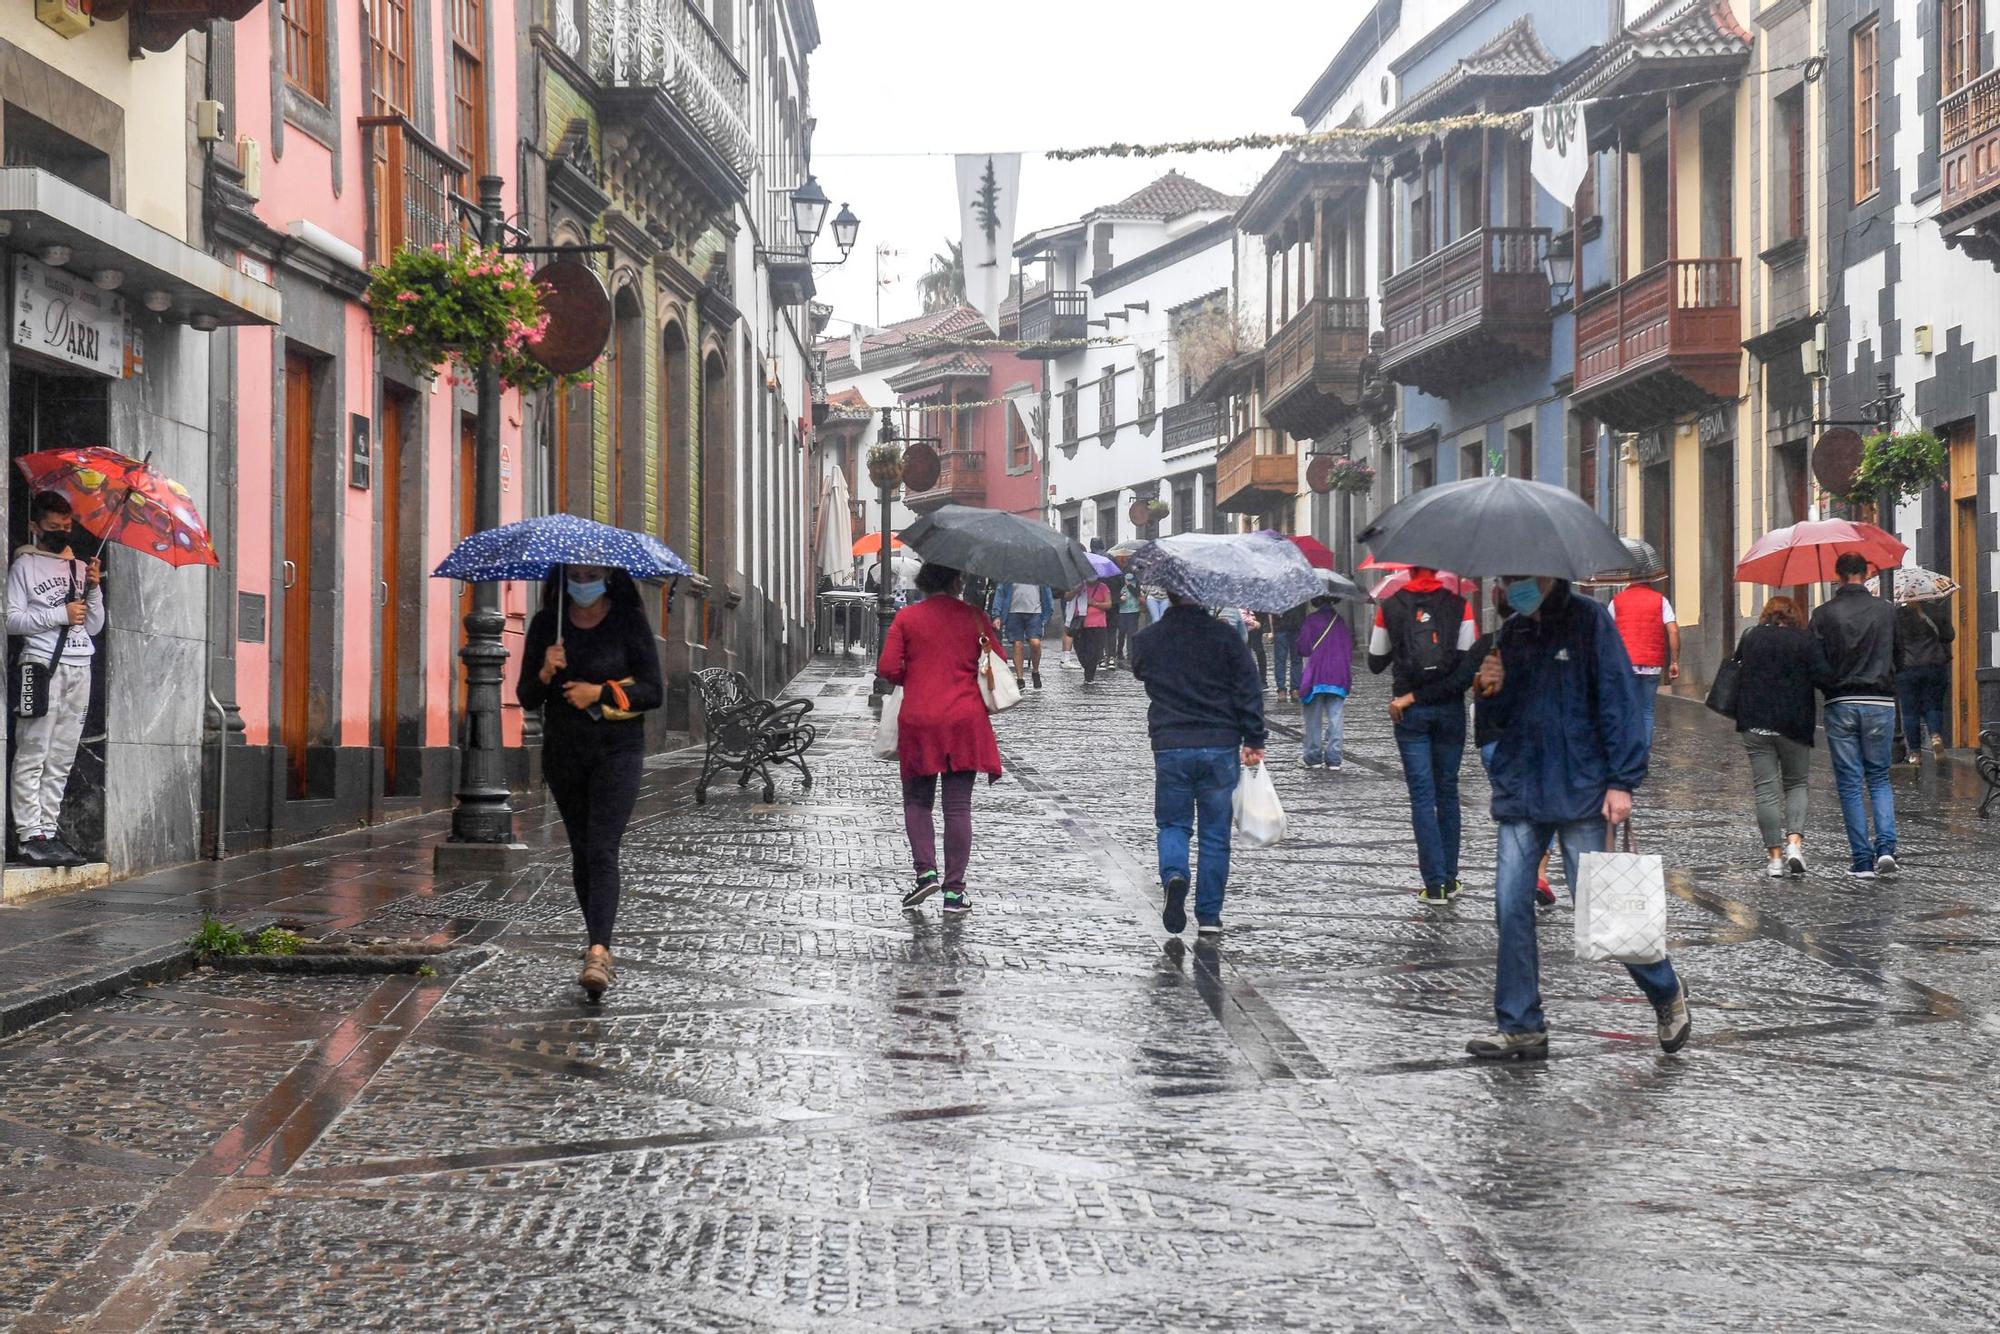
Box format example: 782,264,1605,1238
365,242,591,394
1325,456,1377,494
1845,429,1946,507
1145,498,1170,519
866,443,903,488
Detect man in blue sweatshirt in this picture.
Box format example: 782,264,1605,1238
1466,575,1690,1060
1130,595,1267,937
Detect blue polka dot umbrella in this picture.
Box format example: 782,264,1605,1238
432,513,690,583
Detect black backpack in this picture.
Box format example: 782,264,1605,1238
1382,587,1466,680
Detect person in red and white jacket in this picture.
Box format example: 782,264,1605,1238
1610,575,1680,748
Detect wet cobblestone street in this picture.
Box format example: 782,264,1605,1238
7,652,2000,1330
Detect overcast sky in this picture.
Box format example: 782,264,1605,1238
805,0,1365,335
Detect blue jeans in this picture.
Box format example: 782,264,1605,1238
1634,670,1663,749
1154,746,1240,924
1824,701,1897,868
1495,818,1680,1034
1302,692,1346,765
1273,639,1300,692
1896,664,1948,752
1003,611,1044,644
1394,700,1464,889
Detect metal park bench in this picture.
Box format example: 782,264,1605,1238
693,668,816,805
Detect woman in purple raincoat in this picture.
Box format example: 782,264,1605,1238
1294,595,1353,769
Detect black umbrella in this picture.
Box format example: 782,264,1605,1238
1358,476,1633,581
899,504,1094,589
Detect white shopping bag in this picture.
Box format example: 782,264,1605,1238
1574,821,1667,964
872,688,902,761
977,637,1021,714
1232,762,1286,848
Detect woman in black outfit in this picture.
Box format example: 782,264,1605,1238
516,564,662,1001
1730,595,1829,878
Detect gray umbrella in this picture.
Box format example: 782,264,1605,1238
1128,531,1325,610
1315,567,1368,602
1358,476,1633,581
899,504,1094,589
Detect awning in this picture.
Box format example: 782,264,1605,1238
0,168,280,328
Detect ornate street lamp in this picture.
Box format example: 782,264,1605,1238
831,203,860,260
790,174,832,248
1544,233,1576,303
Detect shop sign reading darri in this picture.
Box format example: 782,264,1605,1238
12,256,129,379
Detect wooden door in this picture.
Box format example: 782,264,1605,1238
1950,423,1978,746
282,354,316,799
379,393,405,792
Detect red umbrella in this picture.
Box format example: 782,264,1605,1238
14,446,218,567
1371,568,1467,601
1358,554,1406,572
1734,519,1905,586
1286,534,1336,569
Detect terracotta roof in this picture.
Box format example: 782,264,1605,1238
826,386,872,410
1095,171,1243,221
885,350,992,394
817,303,985,366
1559,0,1750,102
1383,16,1560,125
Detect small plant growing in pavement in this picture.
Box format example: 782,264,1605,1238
187,916,247,960
415,964,439,980
253,927,305,956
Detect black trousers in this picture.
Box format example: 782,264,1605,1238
543,740,644,948
1076,625,1107,681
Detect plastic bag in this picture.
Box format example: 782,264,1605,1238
872,689,902,761
977,638,1021,714
1231,762,1286,848
1574,823,1667,964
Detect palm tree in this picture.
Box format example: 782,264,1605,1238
916,240,965,313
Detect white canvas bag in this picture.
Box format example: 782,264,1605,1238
1574,820,1667,965
977,636,1021,714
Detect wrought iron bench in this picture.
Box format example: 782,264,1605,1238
1979,724,2000,818
693,668,816,805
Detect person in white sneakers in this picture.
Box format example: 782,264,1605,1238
7,492,102,867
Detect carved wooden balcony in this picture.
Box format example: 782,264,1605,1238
1018,289,1087,358
1262,295,1370,440
1380,227,1551,397
1571,258,1741,433
1940,68,2000,266
1214,428,1297,514
903,449,986,513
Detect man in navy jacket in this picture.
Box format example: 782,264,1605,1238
1466,576,1690,1061
1130,597,1266,937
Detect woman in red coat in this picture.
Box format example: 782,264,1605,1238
878,562,1004,915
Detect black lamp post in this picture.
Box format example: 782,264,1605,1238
869,407,902,709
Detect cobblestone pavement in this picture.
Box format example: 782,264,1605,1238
6,649,2000,1330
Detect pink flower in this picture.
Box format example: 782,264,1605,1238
499,280,515,291
578,379,594,390
430,242,447,253
398,324,415,336
396,290,418,302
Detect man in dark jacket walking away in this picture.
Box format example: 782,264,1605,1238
1811,552,1904,876
1464,576,1690,1061
1370,569,1477,902
1131,596,1267,938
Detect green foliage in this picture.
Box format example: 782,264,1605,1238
1849,429,1946,506
1326,457,1378,494
917,240,966,313
972,159,1003,249
415,964,439,980
253,927,305,956
365,242,593,394
188,916,247,959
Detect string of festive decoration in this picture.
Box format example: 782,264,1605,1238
1045,112,1529,161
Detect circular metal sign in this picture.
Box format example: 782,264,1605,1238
1128,498,1154,527
900,441,940,492
529,258,614,376
1306,456,1336,494
1812,426,1865,497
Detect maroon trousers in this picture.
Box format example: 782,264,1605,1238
903,770,976,889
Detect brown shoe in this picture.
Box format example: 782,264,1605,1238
578,947,614,1002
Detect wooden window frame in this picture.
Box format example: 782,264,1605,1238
1943,0,1981,97
371,0,416,118
1852,19,1880,204
450,0,488,179
282,0,329,103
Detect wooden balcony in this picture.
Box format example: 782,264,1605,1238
1214,429,1297,514
1379,227,1552,397
359,115,468,266
902,450,986,513
1940,68,2000,265
1018,289,1087,357
1262,295,1370,440
1162,399,1222,452
1571,258,1741,433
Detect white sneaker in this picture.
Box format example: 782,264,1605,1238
1875,853,1899,876
1766,854,1786,878
1784,843,1806,876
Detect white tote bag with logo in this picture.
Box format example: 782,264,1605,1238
977,636,1021,714
1574,821,1667,965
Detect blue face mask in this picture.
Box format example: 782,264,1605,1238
567,578,607,608
1505,577,1545,617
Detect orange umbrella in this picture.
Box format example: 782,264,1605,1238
15,446,218,567
853,532,904,558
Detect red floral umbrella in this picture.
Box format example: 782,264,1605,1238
1734,519,1904,587
14,447,218,567
1286,534,1337,570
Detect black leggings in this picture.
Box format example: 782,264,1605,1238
543,742,644,948
1076,626,1106,681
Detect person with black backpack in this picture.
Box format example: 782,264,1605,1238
1369,568,1477,903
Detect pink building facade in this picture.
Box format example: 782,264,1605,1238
207,0,528,844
